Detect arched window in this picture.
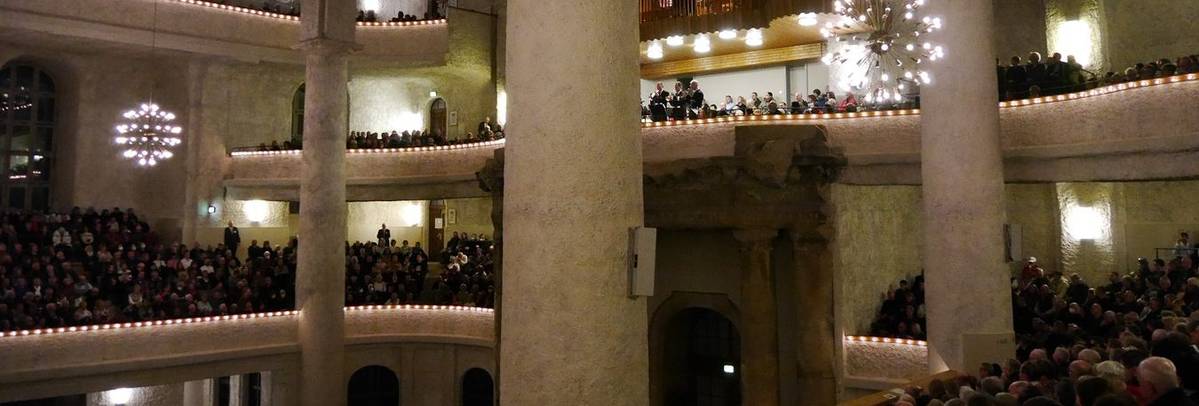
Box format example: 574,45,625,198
461,368,494,406
664,308,740,406
429,98,447,139
348,365,400,406
290,84,305,145
0,62,54,210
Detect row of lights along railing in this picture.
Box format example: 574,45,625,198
641,72,1199,128
171,0,447,27
0,305,493,338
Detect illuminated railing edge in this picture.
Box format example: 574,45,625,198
0,305,494,338
230,139,506,157
844,335,928,347
171,0,448,27
642,73,1199,128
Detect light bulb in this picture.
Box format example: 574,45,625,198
718,30,737,40
745,29,763,47
647,42,664,60
665,36,685,47
693,35,711,53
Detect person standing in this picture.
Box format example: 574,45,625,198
377,224,391,247
224,221,241,259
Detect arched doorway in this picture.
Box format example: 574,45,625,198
430,98,447,139
0,61,55,210
663,308,741,406
460,368,494,406
290,84,304,146
347,365,400,406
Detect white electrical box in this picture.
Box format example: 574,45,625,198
628,227,657,297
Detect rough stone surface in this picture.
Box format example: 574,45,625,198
920,0,1014,372
843,341,929,381
500,0,647,404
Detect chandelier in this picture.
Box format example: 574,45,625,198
820,0,944,104
0,87,32,112
114,103,182,167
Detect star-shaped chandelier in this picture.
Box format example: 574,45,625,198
820,0,944,104
114,103,182,167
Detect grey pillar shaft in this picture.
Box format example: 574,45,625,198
735,229,780,406
501,0,646,404
792,234,836,405
296,43,351,406
921,0,1015,372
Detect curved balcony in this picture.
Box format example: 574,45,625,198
223,73,1199,193
0,305,494,402
0,0,449,65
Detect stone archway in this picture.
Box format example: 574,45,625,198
347,365,400,406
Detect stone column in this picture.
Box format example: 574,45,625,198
296,1,355,406
500,0,646,404
734,229,780,406
791,231,837,405
921,0,1015,372
182,379,210,406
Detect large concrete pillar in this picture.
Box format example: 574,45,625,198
296,1,355,405
921,0,1015,372
500,0,646,404
791,231,837,405
734,229,780,406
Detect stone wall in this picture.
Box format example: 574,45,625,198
444,197,494,241
842,340,928,381
86,384,184,406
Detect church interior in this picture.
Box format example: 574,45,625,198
2,0,1199,405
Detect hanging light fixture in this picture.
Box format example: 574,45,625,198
820,0,944,105
114,103,182,167
114,0,183,167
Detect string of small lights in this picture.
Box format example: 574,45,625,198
0,305,493,338
170,0,447,27
230,139,505,157
845,335,927,347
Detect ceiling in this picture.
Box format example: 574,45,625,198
639,13,836,65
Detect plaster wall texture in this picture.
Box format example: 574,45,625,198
994,0,1049,62
349,9,496,140
1100,0,1199,73
649,230,744,318
346,200,427,244
444,197,494,240
86,383,185,406
501,0,647,404
843,341,929,381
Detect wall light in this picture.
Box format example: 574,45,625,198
745,29,763,47
496,91,507,126
107,388,134,405
429,91,438,98
722,364,735,374
360,0,380,12
693,34,711,53
665,35,685,47
207,204,217,215
400,202,423,227
647,41,664,60
243,200,270,223
1065,205,1105,241
1053,20,1094,67
797,13,818,27
718,30,737,40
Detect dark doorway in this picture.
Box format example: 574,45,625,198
430,98,447,140
461,368,494,406
0,394,85,406
427,200,445,258
347,365,400,406
664,308,741,406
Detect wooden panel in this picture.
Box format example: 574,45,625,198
640,42,824,79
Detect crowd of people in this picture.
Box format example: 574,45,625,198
344,229,494,308
643,50,1199,123
249,117,504,152
0,209,496,333
998,52,1199,100
202,0,447,21
869,233,1199,405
